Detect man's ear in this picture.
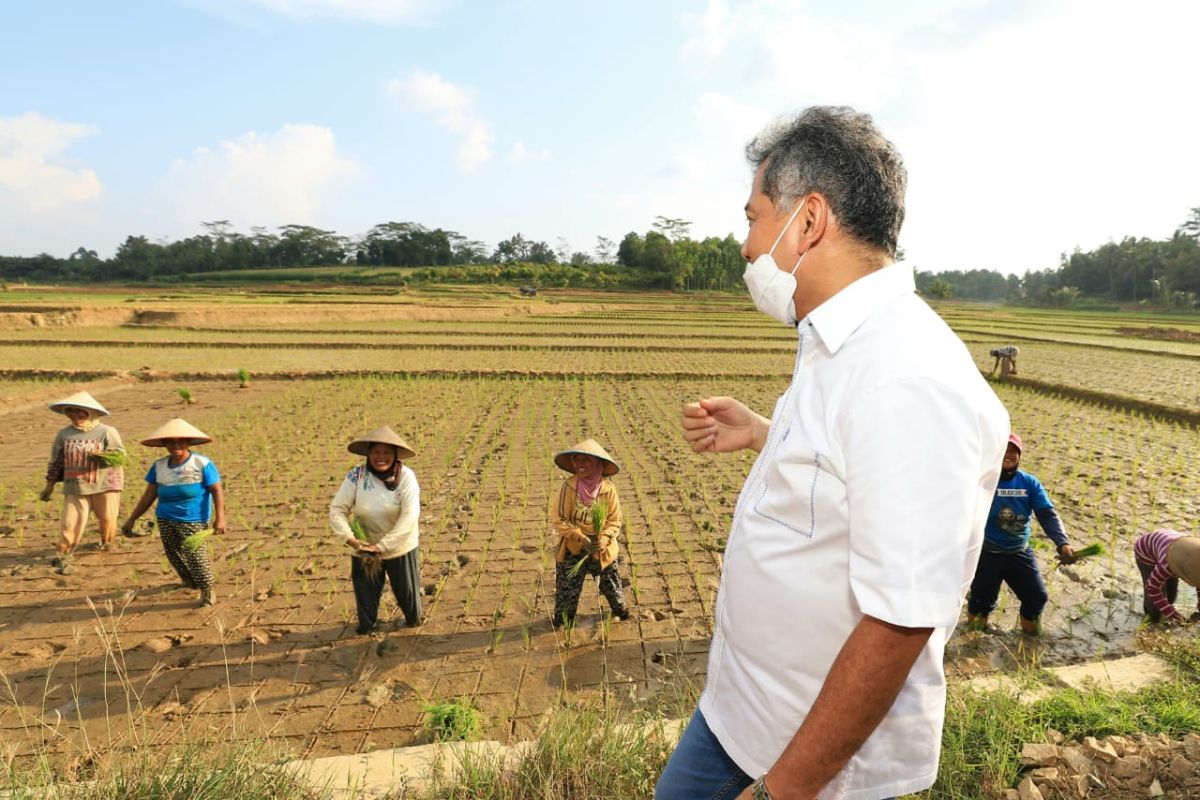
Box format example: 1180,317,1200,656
795,193,830,252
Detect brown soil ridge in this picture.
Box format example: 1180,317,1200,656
956,327,1200,361
0,367,793,382
1116,325,1200,343
992,374,1200,426
0,339,791,354
118,325,781,340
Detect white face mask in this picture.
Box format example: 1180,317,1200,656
743,201,808,326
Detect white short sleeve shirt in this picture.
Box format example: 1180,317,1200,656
699,263,1009,800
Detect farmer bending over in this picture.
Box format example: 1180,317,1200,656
1134,529,1200,624
549,439,630,628
989,345,1020,379
966,432,1075,635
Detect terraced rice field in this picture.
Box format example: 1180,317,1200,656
0,286,1197,773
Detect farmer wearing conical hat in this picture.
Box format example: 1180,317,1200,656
1134,529,1200,624
329,425,422,636
122,419,225,607
549,438,630,628
40,391,126,575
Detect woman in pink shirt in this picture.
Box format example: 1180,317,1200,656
1133,529,1200,623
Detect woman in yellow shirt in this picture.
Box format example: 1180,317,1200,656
549,439,630,628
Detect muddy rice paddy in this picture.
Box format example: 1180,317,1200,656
0,288,1198,772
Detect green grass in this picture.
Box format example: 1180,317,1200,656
423,698,484,742
2,742,321,800
924,638,1200,799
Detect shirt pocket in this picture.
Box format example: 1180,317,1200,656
752,444,828,539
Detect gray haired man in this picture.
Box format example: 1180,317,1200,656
657,107,1009,800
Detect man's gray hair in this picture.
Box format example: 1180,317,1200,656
746,106,906,257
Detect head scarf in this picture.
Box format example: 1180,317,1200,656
576,471,604,506
367,446,403,491
68,407,102,432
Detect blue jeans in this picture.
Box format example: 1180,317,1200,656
656,708,896,800
655,709,752,800
967,546,1049,620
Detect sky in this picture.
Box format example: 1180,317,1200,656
1,0,1198,274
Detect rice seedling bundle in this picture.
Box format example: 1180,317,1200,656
351,517,382,579
91,450,129,467
181,528,214,553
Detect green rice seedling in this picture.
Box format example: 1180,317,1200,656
178,387,195,404
350,517,382,580
566,499,608,580
180,528,214,553
1072,542,1105,561
90,450,130,468
422,697,482,742
237,367,250,388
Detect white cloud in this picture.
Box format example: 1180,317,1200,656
509,141,552,163
238,0,436,24
681,0,905,109
386,70,492,172
167,123,358,228
0,112,101,212
678,0,1200,273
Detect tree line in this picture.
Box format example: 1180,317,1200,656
916,208,1200,309
0,216,747,292
3,208,1199,306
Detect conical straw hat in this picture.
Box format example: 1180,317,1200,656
141,418,213,447
348,425,415,459
554,438,619,476
1167,537,1200,587
49,390,109,417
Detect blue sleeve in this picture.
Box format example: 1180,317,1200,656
202,461,221,487
145,463,157,484
1034,507,1068,548
1027,474,1054,512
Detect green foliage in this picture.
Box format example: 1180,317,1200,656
91,450,129,467
591,499,608,537
927,639,1200,799
1072,542,1105,560
416,695,685,800
237,367,250,387
180,528,213,553
178,387,194,404
4,742,313,800
422,698,483,742
349,518,368,542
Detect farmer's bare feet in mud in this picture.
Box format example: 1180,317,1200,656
966,613,990,633
1019,616,1041,636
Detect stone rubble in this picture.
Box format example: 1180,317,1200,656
1002,732,1200,799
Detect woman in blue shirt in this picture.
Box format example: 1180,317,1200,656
122,418,226,607
966,432,1075,635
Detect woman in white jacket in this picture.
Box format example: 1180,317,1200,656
329,425,421,635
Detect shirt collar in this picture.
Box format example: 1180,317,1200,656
803,261,915,354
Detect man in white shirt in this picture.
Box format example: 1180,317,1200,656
656,107,1009,800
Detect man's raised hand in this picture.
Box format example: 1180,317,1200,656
681,396,767,453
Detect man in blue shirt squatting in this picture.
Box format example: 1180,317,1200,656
966,432,1076,635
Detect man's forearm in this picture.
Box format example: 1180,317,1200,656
764,616,933,800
